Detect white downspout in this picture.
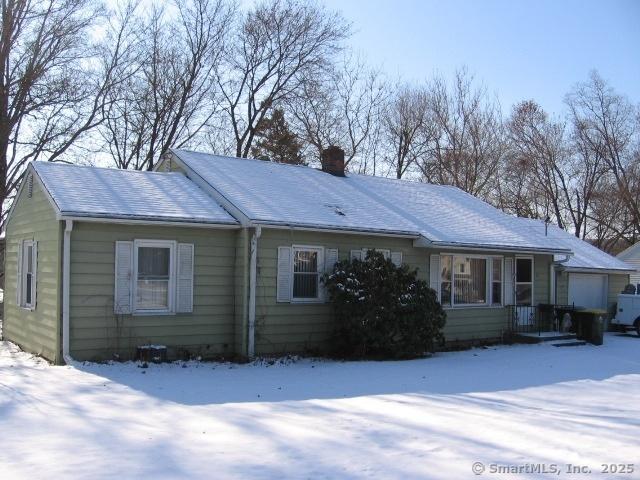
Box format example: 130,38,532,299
248,226,262,359
62,219,73,364
549,262,556,304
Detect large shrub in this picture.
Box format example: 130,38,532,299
323,250,446,359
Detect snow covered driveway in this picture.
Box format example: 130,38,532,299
1,335,639,479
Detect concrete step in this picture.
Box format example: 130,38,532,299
552,339,587,347
515,332,577,343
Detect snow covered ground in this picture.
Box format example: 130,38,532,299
1,334,639,480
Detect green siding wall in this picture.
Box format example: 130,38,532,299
234,229,249,356
255,228,553,355
3,176,62,363
68,222,238,361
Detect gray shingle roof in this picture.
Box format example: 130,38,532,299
519,218,634,272
32,161,238,225
171,149,571,253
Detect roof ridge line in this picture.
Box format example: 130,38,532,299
33,161,181,176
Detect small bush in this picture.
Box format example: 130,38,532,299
323,250,446,359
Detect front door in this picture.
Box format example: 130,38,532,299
515,257,534,326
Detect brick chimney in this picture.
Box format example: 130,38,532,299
321,146,345,176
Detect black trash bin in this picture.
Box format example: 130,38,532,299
585,310,605,346
572,309,605,345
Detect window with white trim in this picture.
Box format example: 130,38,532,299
453,256,487,305
114,240,194,315
18,239,36,309
515,257,533,306
438,254,504,307
135,241,174,312
292,246,322,301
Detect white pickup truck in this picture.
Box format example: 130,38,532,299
612,293,640,336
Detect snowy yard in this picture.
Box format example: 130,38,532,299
1,335,639,479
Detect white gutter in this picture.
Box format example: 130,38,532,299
62,219,74,364
247,226,262,358
256,222,419,239
58,215,239,229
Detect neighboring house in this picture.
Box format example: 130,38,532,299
5,146,626,363
617,242,640,288
519,219,633,315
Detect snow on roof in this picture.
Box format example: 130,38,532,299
171,150,419,235
519,218,635,272
348,174,566,252
172,149,570,252
617,242,640,261
32,161,238,225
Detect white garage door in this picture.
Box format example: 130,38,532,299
568,273,607,309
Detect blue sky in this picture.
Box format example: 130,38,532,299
322,0,640,116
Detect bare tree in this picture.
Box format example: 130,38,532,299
588,178,637,251
100,0,234,171
506,100,604,237
381,84,431,179
0,0,130,225
216,0,348,159
418,69,506,198
494,151,549,219
289,54,387,172
566,71,640,242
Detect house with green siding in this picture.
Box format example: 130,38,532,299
2,147,633,363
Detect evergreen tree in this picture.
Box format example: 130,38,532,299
250,109,305,165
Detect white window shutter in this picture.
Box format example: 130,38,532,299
32,241,38,309
391,251,402,267
324,248,339,273
504,258,514,305
114,241,133,314
429,254,441,301
322,248,339,302
277,246,292,303
176,243,194,313
16,241,23,306
350,249,363,261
